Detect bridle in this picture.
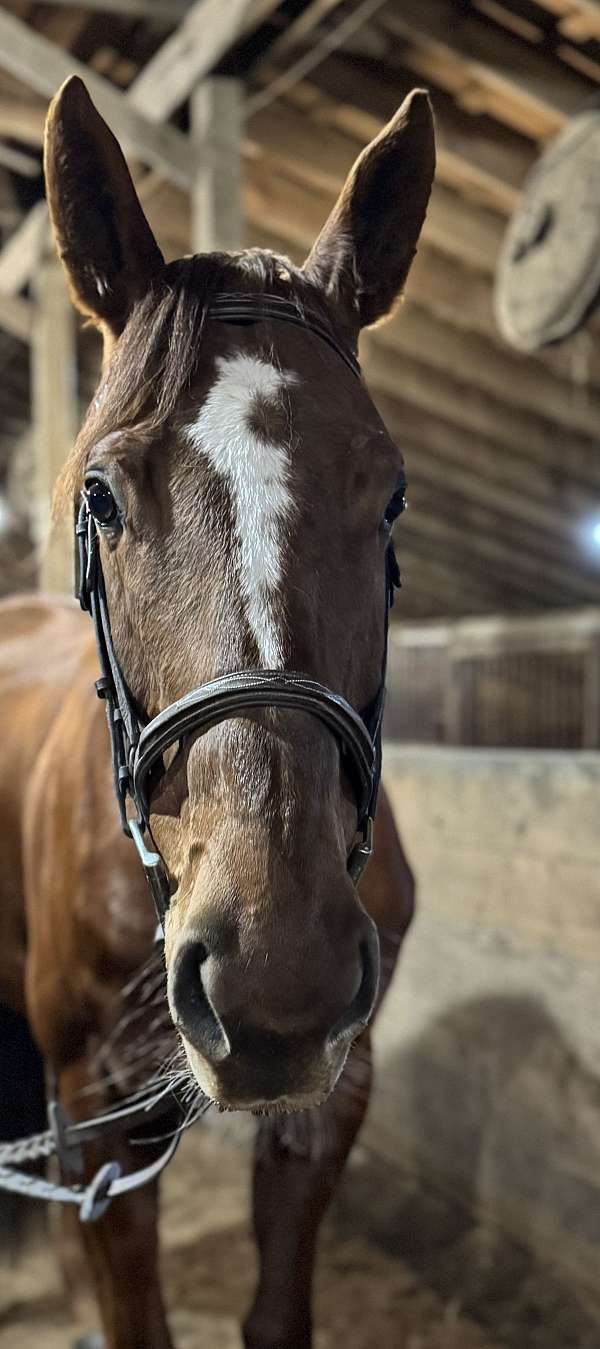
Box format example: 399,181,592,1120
76,292,400,931
0,292,401,1222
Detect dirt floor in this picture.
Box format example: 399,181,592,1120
0,1118,596,1349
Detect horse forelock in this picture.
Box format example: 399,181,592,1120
54,248,342,516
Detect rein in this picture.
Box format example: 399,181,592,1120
0,292,399,1221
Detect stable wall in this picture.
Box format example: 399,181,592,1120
359,746,600,1304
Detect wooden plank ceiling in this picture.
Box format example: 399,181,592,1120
0,0,600,618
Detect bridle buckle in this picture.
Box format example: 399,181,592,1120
347,816,374,885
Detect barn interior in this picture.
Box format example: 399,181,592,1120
0,3,599,1348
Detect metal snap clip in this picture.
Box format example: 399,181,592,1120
79,1160,121,1223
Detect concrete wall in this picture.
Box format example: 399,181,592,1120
360,747,600,1305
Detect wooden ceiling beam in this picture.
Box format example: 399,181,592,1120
0,291,34,343
241,161,600,436
362,340,598,480
27,0,192,17
400,526,522,610
394,536,552,615
389,431,582,552
376,392,598,517
399,444,599,580
378,302,600,441
393,549,498,615
404,245,600,388
0,142,40,178
397,508,596,606
0,11,191,187
258,0,347,61
0,99,45,146
534,1,600,44
245,155,503,276
0,200,49,298
128,0,283,123
379,0,592,140
251,56,535,214
0,0,278,317
405,460,597,583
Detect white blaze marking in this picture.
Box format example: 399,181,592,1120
185,352,297,666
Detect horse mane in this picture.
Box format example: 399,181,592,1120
54,247,313,514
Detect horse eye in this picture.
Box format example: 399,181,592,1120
383,480,407,529
85,476,119,527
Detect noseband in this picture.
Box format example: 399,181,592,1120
76,293,400,928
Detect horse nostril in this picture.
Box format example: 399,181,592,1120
171,940,230,1064
328,935,380,1047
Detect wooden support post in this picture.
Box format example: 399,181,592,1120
582,636,600,748
443,648,464,745
190,78,243,253
31,260,78,594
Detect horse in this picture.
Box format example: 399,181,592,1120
0,75,434,1349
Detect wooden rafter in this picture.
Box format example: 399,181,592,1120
27,0,192,17
0,10,191,187
361,340,599,483
249,78,532,215
241,152,600,435
0,98,45,146
245,156,503,274
377,393,598,520
0,292,34,343
0,0,279,319
395,439,588,568
378,303,600,441
0,141,39,177
128,0,283,123
262,0,348,61
0,201,49,299
395,504,597,605
534,0,600,43
253,50,535,214
379,0,594,139
0,0,598,622
31,260,77,593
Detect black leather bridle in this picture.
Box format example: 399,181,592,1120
76,293,400,930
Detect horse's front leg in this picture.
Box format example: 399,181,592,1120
244,789,413,1349
243,1033,373,1349
57,1059,175,1349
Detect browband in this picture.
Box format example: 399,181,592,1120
207,292,362,382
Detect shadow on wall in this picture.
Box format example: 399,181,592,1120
337,993,600,1349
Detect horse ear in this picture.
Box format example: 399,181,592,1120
44,76,164,336
303,89,435,330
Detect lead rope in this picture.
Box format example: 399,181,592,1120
0,1084,182,1221
0,1133,180,1222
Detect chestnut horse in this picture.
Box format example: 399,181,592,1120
0,76,434,1348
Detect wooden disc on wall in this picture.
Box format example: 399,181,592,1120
495,110,600,351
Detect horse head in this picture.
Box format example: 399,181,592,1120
45,76,435,1112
